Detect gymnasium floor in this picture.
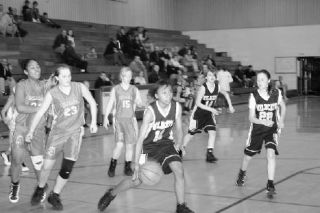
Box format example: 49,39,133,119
0,96,319,213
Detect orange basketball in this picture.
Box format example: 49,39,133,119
139,161,163,186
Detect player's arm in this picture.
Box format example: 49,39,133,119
134,108,154,170
15,83,39,113
1,94,14,119
135,87,144,108
81,83,98,133
26,92,53,141
248,94,272,127
174,103,183,149
278,91,286,128
195,86,218,114
219,88,235,113
103,88,116,128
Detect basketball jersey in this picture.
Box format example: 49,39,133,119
114,84,137,118
193,82,219,117
143,101,177,146
15,79,47,128
251,89,280,133
50,82,84,133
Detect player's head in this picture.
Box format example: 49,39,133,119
154,80,173,105
119,67,132,84
54,64,72,87
21,59,41,80
257,69,271,91
206,70,216,83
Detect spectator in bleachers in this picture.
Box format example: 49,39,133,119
178,43,189,57
104,38,126,65
8,7,28,37
189,45,198,59
0,9,17,37
131,35,148,61
234,64,247,87
205,58,216,71
134,71,147,85
129,55,147,78
86,47,98,59
149,46,161,66
167,54,185,79
245,65,256,87
137,26,153,52
94,72,113,89
181,49,199,72
116,26,128,54
0,59,12,95
40,12,61,28
22,0,32,21
159,48,170,73
52,29,68,55
67,29,75,47
31,1,40,23
148,64,160,83
63,40,88,72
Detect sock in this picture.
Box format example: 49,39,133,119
207,148,213,152
12,181,19,186
240,169,246,175
267,180,274,186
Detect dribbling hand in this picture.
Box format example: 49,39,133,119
263,120,274,127
132,165,140,182
211,109,219,115
103,119,110,130
90,123,98,133
229,106,235,113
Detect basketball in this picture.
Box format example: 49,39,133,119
139,161,163,186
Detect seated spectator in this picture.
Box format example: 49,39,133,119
22,0,32,21
167,54,185,79
8,7,28,37
52,29,68,55
129,55,147,77
63,41,88,72
94,72,113,89
234,64,247,87
131,35,148,61
137,26,153,51
40,12,61,28
181,49,199,72
31,1,40,23
245,65,256,87
0,59,12,95
103,38,126,65
149,46,161,66
116,26,128,53
275,75,288,101
134,71,147,85
67,29,75,47
178,43,189,57
0,9,17,37
148,64,160,83
86,47,98,59
189,45,198,59
159,48,171,73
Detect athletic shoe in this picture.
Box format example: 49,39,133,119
236,170,246,186
266,182,276,198
124,161,133,176
21,163,30,172
47,191,63,210
108,159,117,177
206,149,218,163
9,183,20,203
98,188,116,212
176,203,194,213
1,152,11,166
31,184,48,206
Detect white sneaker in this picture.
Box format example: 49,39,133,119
21,164,30,172
1,152,11,166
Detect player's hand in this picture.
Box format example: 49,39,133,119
132,165,140,181
25,132,33,143
211,109,219,115
229,106,235,113
263,120,274,127
103,118,110,130
90,123,98,133
278,120,284,128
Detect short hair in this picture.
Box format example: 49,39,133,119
54,64,71,77
151,80,172,98
20,59,38,71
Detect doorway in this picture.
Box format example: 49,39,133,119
297,57,320,95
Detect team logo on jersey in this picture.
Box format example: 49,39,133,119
203,95,217,101
47,146,56,157
152,120,174,130
256,103,278,111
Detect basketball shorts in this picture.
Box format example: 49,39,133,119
113,117,138,144
12,125,46,156
188,111,216,135
244,127,280,156
45,127,84,161
143,140,182,175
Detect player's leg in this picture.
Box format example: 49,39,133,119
265,133,278,195
108,119,124,177
123,118,138,176
182,114,200,154
206,130,218,163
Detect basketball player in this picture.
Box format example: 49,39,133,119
182,70,235,162
9,59,50,203
26,65,97,210
236,70,286,197
103,67,143,177
97,80,194,213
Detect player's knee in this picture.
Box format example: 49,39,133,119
266,148,276,160
59,158,75,179
31,155,44,171
244,149,256,157
116,142,124,149
170,162,184,179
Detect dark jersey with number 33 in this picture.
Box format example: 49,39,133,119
143,101,176,147
193,82,219,118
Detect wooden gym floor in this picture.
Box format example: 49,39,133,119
0,96,319,213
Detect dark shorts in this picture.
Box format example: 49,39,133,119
244,126,280,156
188,110,216,135
143,140,182,175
